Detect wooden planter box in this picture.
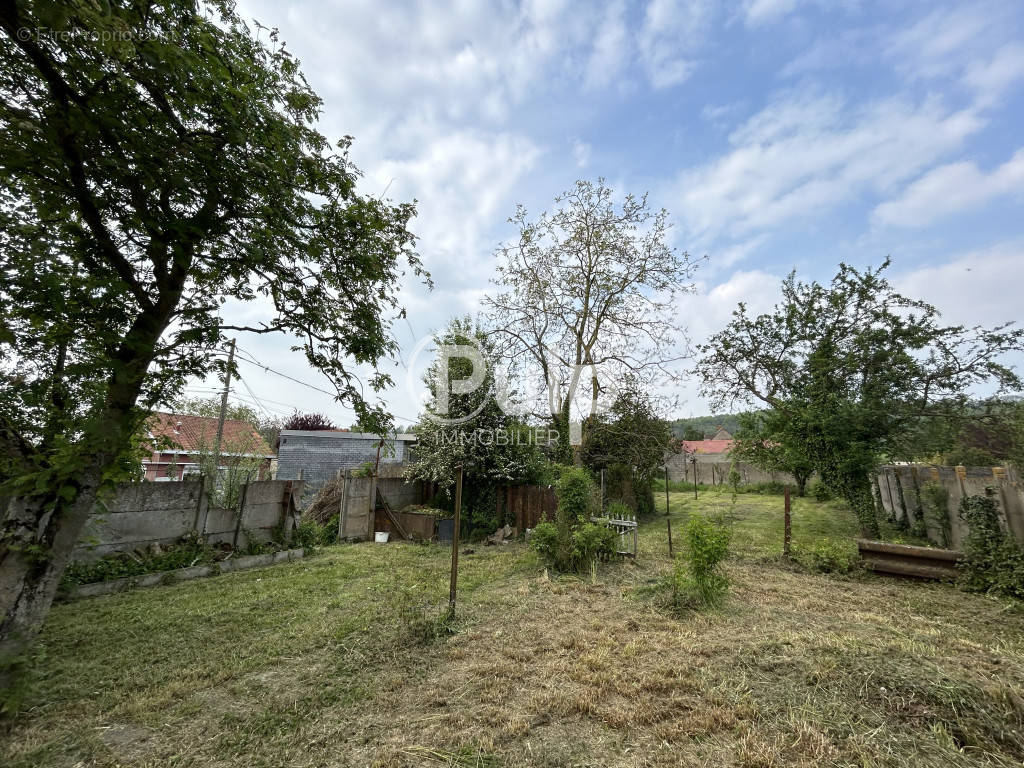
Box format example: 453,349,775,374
857,539,963,580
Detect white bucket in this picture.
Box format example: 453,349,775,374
374,531,390,543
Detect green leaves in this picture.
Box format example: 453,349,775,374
697,261,1024,535
1,0,426,500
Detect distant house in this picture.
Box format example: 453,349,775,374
143,412,274,482
709,425,733,441
679,438,734,462
275,430,417,492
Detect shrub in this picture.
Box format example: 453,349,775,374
810,481,832,502
556,465,594,523
794,540,859,574
958,493,1024,599
529,521,560,565
671,514,731,609
571,522,617,566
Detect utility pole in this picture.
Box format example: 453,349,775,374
448,465,464,619
212,338,236,483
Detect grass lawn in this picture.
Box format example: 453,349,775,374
3,490,1024,767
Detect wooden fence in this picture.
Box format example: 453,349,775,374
499,484,556,530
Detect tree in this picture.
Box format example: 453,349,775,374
680,426,705,441
405,317,546,533
730,411,814,496
697,261,1022,536
582,381,672,515
0,0,426,678
484,180,700,462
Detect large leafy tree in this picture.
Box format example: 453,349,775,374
0,0,425,671
697,261,1022,536
484,179,699,462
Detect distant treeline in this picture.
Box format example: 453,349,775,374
668,414,742,440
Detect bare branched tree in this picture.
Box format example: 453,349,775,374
483,180,700,460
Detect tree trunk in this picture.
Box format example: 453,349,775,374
795,473,808,498
0,465,102,697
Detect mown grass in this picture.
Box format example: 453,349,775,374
2,492,1023,767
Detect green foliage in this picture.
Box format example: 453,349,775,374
528,522,560,565
671,514,731,610
530,468,611,572
582,382,673,506
920,481,951,547
605,501,632,519
793,540,859,574
0,0,427,651
809,481,832,502
405,317,546,537
571,523,617,565
555,465,594,524
669,414,742,440
351,461,375,478
958,493,1024,599
697,261,1024,539
731,411,814,496
60,534,215,587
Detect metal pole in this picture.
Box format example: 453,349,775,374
667,517,673,558
448,465,464,617
784,485,792,559
692,458,698,500
212,338,236,485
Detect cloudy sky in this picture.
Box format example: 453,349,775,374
189,0,1024,429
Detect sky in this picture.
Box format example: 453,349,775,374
187,0,1024,429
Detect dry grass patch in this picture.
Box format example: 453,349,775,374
2,493,1023,767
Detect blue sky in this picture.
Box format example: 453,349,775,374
197,0,1024,427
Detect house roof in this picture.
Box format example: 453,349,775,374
680,439,733,455
279,430,417,441
147,412,273,456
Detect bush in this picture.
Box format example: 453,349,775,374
671,514,731,609
958,493,1024,599
794,539,858,574
556,465,594,523
529,521,560,565
809,481,832,502
571,522,617,566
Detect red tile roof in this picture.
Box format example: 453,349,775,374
147,412,273,456
680,439,733,455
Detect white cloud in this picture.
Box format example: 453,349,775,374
741,0,803,26
572,138,592,168
637,0,712,88
873,149,1024,228
585,0,630,89
893,243,1024,330
673,91,984,241
964,43,1024,107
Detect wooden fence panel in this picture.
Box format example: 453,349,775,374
503,484,556,529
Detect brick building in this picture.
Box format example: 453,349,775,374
143,412,274,482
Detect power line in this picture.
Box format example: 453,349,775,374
227,345,420,424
